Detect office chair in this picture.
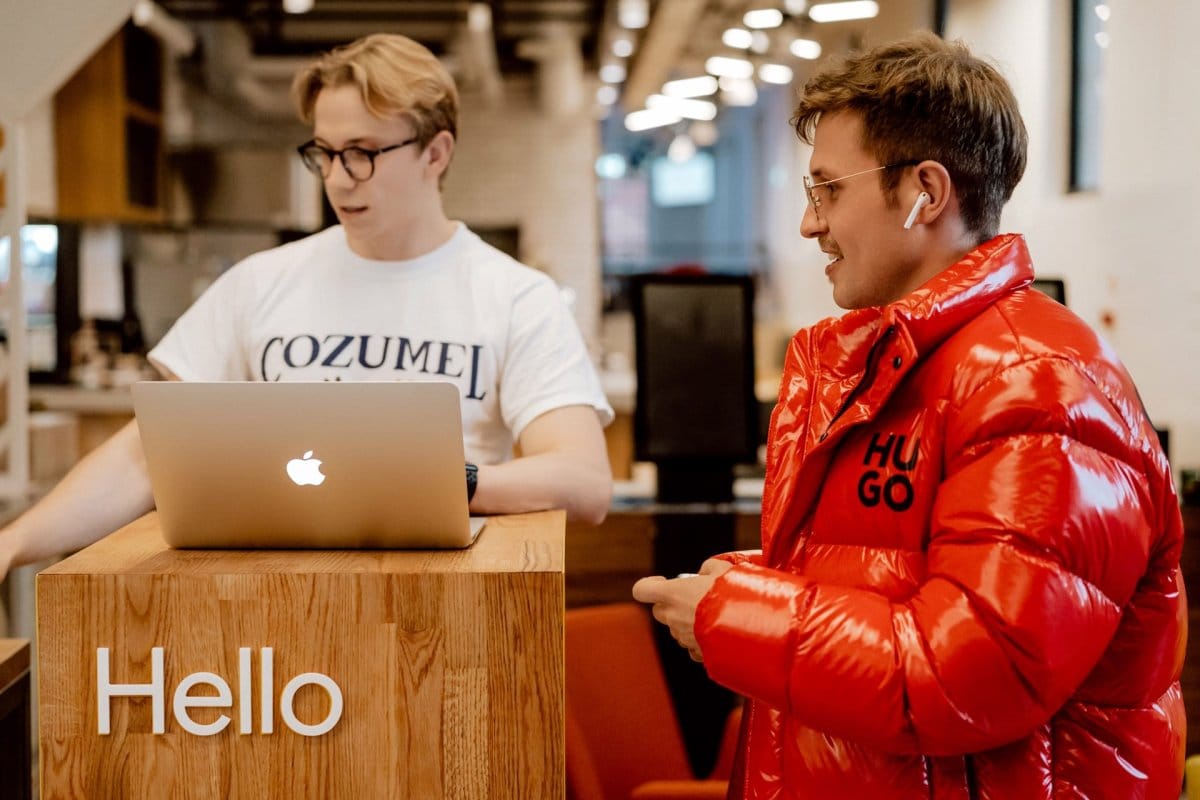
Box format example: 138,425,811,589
565,603,741,800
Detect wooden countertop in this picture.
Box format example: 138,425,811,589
40,510,564,576
0,639,29,690
29,385,134,414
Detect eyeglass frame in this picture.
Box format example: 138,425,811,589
296,137,420,182
802,160,921,215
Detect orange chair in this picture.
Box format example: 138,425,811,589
565,603,742,800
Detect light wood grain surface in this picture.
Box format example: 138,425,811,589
41,511,564,575
0,639,29,691
38,512,564,799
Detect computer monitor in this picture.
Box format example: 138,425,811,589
631,274,757,502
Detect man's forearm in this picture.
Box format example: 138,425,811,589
0,419,155,571
472,452,612,525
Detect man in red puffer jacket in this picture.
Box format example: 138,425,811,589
634,33,1185,799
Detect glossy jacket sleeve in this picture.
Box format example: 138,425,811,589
710,550,763,567
694,356,1154,755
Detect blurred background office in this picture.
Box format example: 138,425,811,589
2,0,1195,468
2,0,1200,793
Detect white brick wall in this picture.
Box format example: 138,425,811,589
442,77,603,349
948,0,1200,473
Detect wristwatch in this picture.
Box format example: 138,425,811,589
465,462,478,502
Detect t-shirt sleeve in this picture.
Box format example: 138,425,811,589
499,276,614,439
147,263,252,381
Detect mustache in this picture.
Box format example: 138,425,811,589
819,238,842,258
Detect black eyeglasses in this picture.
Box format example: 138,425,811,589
296,138,419,182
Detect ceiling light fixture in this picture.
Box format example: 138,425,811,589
612,37,635,58
663,75,719,98
808,1,879,23
600,63,628,83
466,3,491,31
758,63,794,84
706,56,755,79
744,8,784,28
282,0,314,14
784,0,809,14
719,77,758,107
625,108,682,132
619,0,650,29
647,94,718,121
668,133,697,163
722,28,754,49
131,0,197,55
789,38,823,59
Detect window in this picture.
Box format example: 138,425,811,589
1070,1,1109,191
597,97,776,296
651,153,715,208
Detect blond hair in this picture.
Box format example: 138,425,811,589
292,33,458,147
793,33,1027,241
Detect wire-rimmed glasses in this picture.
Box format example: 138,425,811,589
803,160,920,215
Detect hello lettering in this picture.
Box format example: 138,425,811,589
96,647,343,737
857,432,920,512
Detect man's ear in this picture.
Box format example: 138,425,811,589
423,130,455,180
907,160,954,226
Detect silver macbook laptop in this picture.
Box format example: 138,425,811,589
131,381,486,549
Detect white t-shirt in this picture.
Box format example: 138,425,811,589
149,223,613,465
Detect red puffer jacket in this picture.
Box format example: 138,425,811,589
695,234,1186,799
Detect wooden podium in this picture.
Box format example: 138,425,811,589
36,511,565,799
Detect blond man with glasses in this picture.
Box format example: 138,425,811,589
0,34,614,582
636,33,1184,799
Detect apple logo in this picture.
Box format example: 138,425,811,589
286,450,326,486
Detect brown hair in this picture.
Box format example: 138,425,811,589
793,32,1027,241
292,33,458,147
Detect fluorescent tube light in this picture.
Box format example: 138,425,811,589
789,38,822,59
758,63,794,84
600,64,627,83
625,108,682,131
663,75,719,98
808,1,879,23
647,94,718,121
706,56,755,79
744,8,784,28
722,28,754,49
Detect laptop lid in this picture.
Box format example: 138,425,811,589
131,381,485,549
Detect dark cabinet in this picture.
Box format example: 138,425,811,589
0,640,31,800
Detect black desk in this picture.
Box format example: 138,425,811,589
0,639,31,800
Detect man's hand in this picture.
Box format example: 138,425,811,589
632,558,733,662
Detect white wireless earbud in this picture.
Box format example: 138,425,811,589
903,191,931,230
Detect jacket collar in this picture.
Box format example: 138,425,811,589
811,233,1034,377
884,232,1034,354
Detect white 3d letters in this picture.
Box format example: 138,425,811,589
97,646,165,734
96,647,343,737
